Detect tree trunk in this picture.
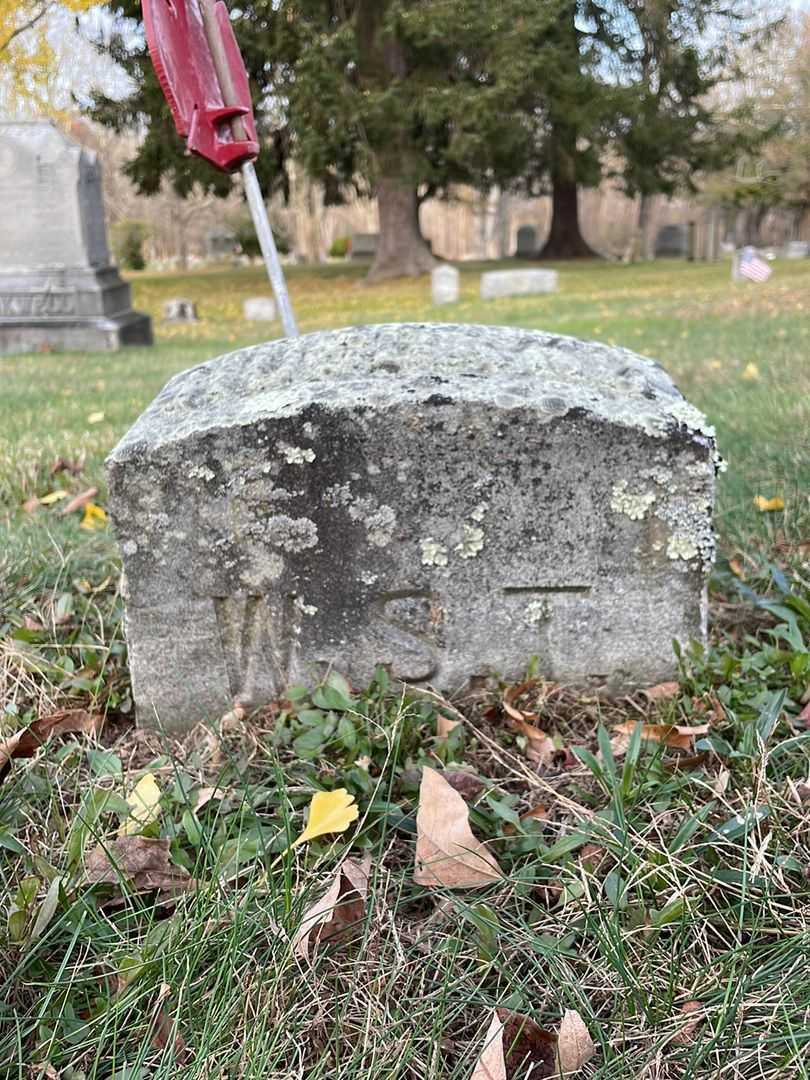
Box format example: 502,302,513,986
367,178,436,281
622,193,653,263
539,175,594,258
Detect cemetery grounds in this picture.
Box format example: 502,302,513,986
1,257,809,1079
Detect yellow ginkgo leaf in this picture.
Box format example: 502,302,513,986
294,789,359,847
87,411,105,424
80,503,108,530
39,490,69,505
753,495,784,512
119,773,162,836
741,363,760,381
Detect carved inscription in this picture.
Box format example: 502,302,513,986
213,593,302,705
0,290,77,318
371,589,442,682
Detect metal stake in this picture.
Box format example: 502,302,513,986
242,161,298,337
198,0,298,337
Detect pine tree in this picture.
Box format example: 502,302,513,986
89,0,563,279
88,0,771,273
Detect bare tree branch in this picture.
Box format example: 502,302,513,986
0,2,54,56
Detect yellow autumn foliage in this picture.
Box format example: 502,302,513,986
0,0,102,114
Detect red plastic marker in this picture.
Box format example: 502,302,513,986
142,0,298,336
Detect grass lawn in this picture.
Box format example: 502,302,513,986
1,258,809,1079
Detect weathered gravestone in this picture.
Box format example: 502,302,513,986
515,225,538,258
350,233,379,259
480,269,558,300
431,264,460,306
244,296,277,321
163,298,198,322
108,323,717,730
654,224,689,258
206,229,236,258
0,121,152,355
784,240,809,259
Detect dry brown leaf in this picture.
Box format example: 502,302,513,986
437,713,461,737
83,837,192,898
51,457,83,477
195,786,227,810
502,679,542,723
504,804,549,836
149,982,188,1061
557,1010,595,1075
293,854,371,959
61,487,99,516
796,699,810,729
443,771,486,801
22,496,41,513
0,709,103,783
671,1000,704,1046
642,681,680,702
517,721,556,766
471,1010,508,1080
414,767,503,888
502,681,557,764
612,720,709,754
471,1008,592,1080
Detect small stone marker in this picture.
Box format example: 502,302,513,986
206,229,236,258
654,224,689,258
350,233,378,259
515,225,538,257
108,323,717,730
784,240,808,259
0,121,152,355
162,298,198,322
244,296,277,321
480,269,557,300
431,264,460,306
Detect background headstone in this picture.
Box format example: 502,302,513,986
480,269,557,299
654,224,689,258
515,225,538,258
163,298,198,322
784,240,809,259
108,323,716,730
206,229,236,258
350,233,379,259
244,296,277,321
431,264,460,305
0,121,152,355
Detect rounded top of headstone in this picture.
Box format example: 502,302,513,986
109,323,714,460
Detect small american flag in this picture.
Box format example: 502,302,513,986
738,246,772,283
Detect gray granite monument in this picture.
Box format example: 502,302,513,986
654,224,689,258
350,233,379,259
480,268,557,299
515,225,538,258
244,296,277,321
0,122,152,356
163,298,198,322
108,323,716,730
